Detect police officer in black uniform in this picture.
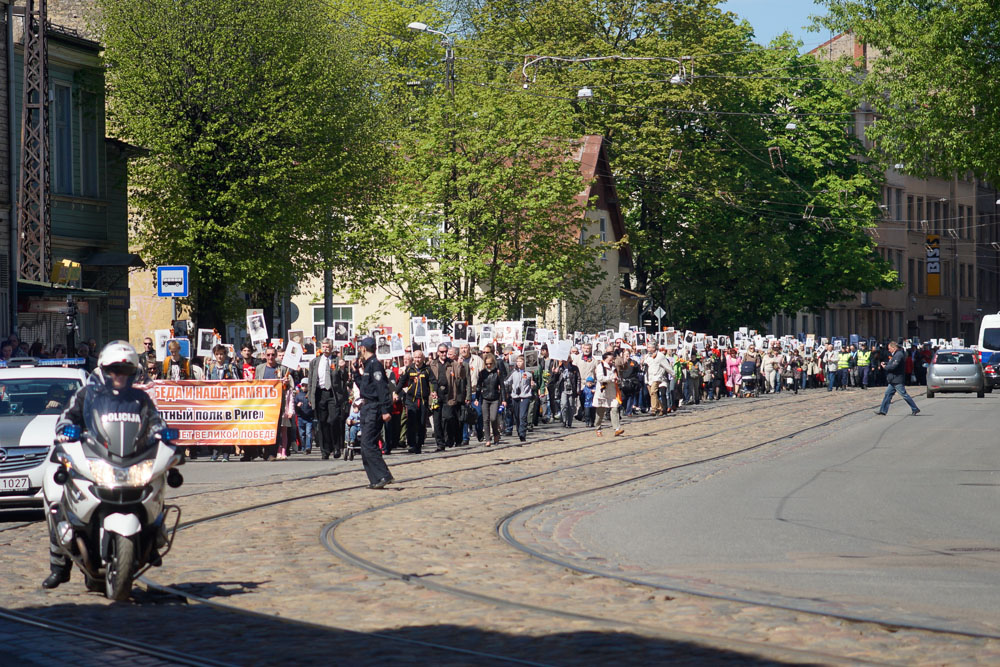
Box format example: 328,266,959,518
357,337,394,489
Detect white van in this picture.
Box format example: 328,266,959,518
977,313,1000,366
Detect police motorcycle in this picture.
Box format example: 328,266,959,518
42,342,184,601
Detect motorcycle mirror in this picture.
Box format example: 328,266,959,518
167,468,183,488
53,468,68,485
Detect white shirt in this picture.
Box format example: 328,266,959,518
319,354,331,390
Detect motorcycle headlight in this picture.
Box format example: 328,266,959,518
89,458,155,488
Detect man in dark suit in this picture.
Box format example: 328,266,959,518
308,338,343,459
875,341,920,416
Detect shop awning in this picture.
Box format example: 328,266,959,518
81,251,145,268
17,279,107,297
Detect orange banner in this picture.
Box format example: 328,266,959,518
143,380,283,447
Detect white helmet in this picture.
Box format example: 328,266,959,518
97,340,139,376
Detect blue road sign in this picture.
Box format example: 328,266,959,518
157,265,189,298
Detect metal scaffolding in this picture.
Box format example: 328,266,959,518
16,0,50,282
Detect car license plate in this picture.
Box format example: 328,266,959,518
944,378,964,384
0,477,30,493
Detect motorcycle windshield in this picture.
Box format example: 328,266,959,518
83,385,149,459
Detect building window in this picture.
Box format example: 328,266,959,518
895,188,903,222
311,305,354,341
599,217,607,259
53,84,73,194
918,259,925,294
960,264,966,298
916,196,924,229
908,258,914,292
79,91,100,198
906,195,913,231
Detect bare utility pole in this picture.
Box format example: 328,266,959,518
17,0,50,282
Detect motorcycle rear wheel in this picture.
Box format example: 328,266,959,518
105,534,136,602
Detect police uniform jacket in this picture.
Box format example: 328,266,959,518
359,356,392,414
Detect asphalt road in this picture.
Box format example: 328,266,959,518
573,390,1000,635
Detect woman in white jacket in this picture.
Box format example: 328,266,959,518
593,351,623,436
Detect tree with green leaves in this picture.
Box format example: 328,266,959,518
99,0,390,330
819,0,1000,184
459,0,896,330
369,80,606,323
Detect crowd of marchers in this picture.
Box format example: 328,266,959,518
108,331,949,463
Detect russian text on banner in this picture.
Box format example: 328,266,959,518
142,380,283,447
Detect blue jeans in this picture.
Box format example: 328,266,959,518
827,371,835,391
297,417,314,451
879,382,918,414
513,397,530,439
347,423,360,443
463,401,483,442
769,369,781,393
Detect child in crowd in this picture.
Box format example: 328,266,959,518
345,399,362,446
582,376,596,427
294,381,314,454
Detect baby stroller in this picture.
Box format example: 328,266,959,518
739,360,761,398
345,400,363,462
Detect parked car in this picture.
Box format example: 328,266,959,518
0,359,88,508
926,349,985,399
983,361,999,393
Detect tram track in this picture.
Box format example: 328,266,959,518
0,606,231,666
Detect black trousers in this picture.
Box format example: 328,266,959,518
406,401,428,452
331,415,346,454
385,412,401,453
360,407,391,484
315,389,335,456
431,408,446,448
442,404,462,447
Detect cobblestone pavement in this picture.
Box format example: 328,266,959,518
3,390,997,664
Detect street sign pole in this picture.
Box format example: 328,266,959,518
157,266,189,331
654,306,666,331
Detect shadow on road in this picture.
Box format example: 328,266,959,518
0,508,44,523
14,600,789,665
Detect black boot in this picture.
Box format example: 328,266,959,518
42,563,71,589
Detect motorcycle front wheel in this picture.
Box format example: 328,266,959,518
105,534,136,601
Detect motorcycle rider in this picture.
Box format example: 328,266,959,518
42,341,168,589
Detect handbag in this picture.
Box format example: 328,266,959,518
461,403,478,425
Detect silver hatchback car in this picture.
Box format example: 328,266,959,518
926,348,985,399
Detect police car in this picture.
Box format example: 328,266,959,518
0,358,89,508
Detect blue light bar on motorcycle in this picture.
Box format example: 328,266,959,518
160,428,180,442
61,425,82,441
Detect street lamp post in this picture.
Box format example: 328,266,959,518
408,21,459,317
407,22,454,100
